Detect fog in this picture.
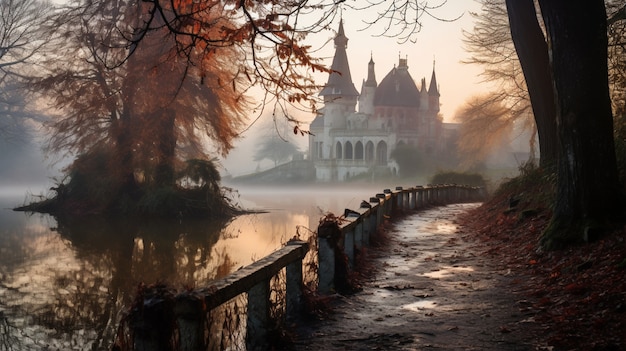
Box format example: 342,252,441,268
220,114,310,177
0,137,65,199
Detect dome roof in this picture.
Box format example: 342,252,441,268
373,59,420,108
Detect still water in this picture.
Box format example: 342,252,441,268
0,185,376,350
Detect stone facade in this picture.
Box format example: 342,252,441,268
309,21,450,181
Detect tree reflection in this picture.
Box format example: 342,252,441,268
1,215,229,350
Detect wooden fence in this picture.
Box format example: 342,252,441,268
117,184,484,350
317,184,484,294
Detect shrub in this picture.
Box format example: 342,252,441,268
430,171,487,188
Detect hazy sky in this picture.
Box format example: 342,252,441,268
222,0,489,176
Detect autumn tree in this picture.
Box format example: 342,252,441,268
504,0,557,168
455,94,518,169
28,0,250,216
466,0,625,247
462,0,554,167
522,0,624,248
123,5,250,187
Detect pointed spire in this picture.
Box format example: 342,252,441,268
320,20,359,97
334,19,348,49
428,59,440,97
365,53,377,87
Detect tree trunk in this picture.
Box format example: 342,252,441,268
505,0,557,168
538,0,624,248
112,117,138,195
154,109,177,187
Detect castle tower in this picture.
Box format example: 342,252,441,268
428,61,440,114
319,20,359,102
311,20,360,167
419,77,429,111
358,54,377,115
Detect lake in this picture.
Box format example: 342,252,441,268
0,184,381,350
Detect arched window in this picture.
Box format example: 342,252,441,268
336,142,343,159
345,141,353,159
365,141,375,163
376,141,388,165
355,141,364,160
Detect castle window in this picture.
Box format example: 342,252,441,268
336,142,343,159
376,141,388,165
345,141,353,159
365,141,375,163
355,141,364,160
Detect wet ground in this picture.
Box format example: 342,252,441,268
295,203,540,350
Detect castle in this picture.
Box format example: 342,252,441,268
308,21,453,181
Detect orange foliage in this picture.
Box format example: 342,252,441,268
456,94,515,169
33,0,344,189
34,0,251,187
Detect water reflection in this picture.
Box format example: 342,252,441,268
1,210,234,349
0,185,371,350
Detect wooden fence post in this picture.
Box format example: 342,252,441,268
246,281,270,351
130,286,175,351
174,293,205,351
285,240,306,321
317,221,340,294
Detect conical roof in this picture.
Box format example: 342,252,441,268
364,54,377,87
319,21,359,97
428,62,440,97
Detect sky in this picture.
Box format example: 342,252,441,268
221,0,489,176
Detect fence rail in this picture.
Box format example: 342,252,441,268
117,184,484,350
317,184,484,294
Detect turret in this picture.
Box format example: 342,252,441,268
428,61,440,113
358,54,377,115
319,20,359,130
419,78,429,111
319,20,359,102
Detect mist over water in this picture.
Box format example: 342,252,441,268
0,182,388,350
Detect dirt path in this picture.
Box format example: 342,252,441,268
294,203,541,351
